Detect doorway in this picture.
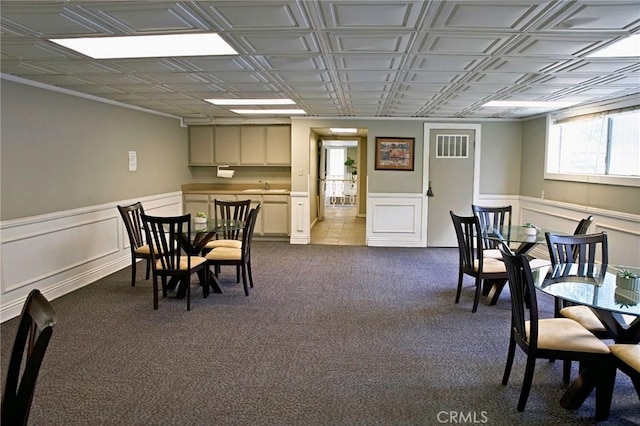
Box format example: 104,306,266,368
310,132,366,246
424,124,480,247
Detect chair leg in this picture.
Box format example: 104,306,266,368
472,277,482,313
145,259,151,280
563,360,572,384
186,275,191,311
517,354,537,412
153,277,158,310
236,265,241,283
594,359,616,421
502,334,516,385
131,259,137,287
455,270,463,304
241,264,249,296
247,259,254,288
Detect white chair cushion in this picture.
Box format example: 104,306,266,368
135,244,153,255
525,318,610,354
473,258,506,273
156,256,206,270
483,249,502,259
205,247,241,261
528,258,552,269
609,344,640,372
204,239,242,249
560,305,607,332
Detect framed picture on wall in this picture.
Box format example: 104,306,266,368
375,137,415,171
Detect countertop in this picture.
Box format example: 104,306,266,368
182,183,290,195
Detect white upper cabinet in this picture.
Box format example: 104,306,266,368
188,126,214,166
214,126,241,165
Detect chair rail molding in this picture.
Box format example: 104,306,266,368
367,193,424,247
0,192,182,322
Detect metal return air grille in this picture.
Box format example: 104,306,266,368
436,135,469,158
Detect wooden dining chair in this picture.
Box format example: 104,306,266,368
117,202,153,287
141,213,208,311
472,204,512,259
202,199,252,281
608,344,640,399
498,244,615,418
545,231,617,383
2,289,57,426
450,211,508,313
205,204,261,297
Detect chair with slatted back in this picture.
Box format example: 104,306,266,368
546,231,611,382
205,204,261,297
450,211,508,313
2,289,57,426
472,205,512,260
608,344,640,399
499,244,615,418
117,202,153,287
202,199,252,281
142,213,208,311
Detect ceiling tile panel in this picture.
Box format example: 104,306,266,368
320,1,426,29
0,0,637,119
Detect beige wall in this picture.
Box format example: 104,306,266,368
1,79,192,220
521,117,639,215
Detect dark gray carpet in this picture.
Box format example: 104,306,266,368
2,242,638,425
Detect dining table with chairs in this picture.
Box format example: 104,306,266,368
531,261,640,419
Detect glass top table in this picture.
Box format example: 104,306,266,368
481,225,566,255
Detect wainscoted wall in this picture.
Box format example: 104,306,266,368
367,193,425,247
0,192,182,322
519,196,640,266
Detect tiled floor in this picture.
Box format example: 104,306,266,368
310,204,366,246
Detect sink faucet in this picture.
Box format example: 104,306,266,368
259,180,270,190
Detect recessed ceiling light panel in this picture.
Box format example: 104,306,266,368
483,101,578,108
230,109,307,115
50,33,237,59
329,128,358,133
587,34,640,58
205,99,295,105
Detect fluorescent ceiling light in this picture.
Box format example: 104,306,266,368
483,100,578,108
329,128,358,133
50,33,237,59
230,109,307,115
587,34,640,58
205,98,295,105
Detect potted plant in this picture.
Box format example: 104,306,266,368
344,157,357,182
616,269,640,292
195,211,207,224
522,223,538,235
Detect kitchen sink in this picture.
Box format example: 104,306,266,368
242,188,288,193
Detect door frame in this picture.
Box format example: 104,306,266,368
422,123,481,246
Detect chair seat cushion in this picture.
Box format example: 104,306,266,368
156,256,206,270
135,244,153,255
526,318,610,353
560,305,606,332
473,258,506,273
204,239,242,249
609,344,640,372
483,249,502,259
205,247,241,261
528,258,552,269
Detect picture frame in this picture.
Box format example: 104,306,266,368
375,137,415,171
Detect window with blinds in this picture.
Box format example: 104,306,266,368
436,134,469,158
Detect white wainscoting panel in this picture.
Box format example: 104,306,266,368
367,193,424,247
0,192,182,322
290,191,310,245
519,197,640,265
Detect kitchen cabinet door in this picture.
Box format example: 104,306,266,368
240,126,266,165
261,195,290,236
266,126,291,165
183,194,210,218
214,126,241,165
188,126,214,166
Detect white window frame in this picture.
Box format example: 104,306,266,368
544,101,640,188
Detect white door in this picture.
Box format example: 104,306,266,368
425,127,476,247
